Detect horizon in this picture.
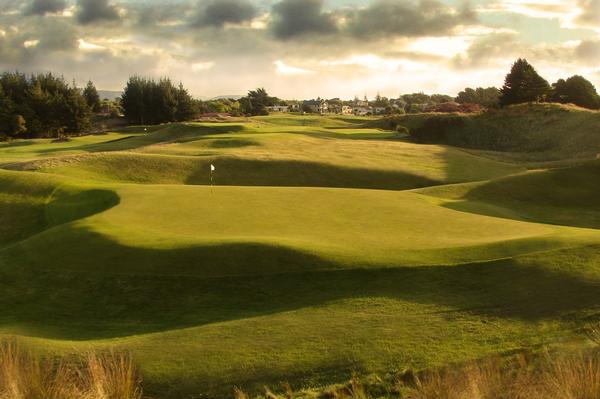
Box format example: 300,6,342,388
0,0,598,99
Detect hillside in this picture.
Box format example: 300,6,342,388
0,113,600,397
387,103,600,165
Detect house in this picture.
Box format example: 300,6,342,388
341,105,353,115
288,103,301,112
374,107,387,115
303,99,329,114
266,105,289,113
353,106,373,116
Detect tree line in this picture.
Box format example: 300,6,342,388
498,58,599,109
1,59,598,140
0,72,97,140
120,77,196,125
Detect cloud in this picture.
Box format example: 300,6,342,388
274,60,314,75
452,32,520,68
270,0,337,40
23,0,67,16
76,0,119,25
347,0,477,39
576,0,600,28
191,0,257,28
575,38,600,62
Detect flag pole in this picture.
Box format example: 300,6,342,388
210,164,215,193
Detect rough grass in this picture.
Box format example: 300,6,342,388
384,103,600,164
0,339,142,399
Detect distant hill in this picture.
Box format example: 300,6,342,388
98,90,122,101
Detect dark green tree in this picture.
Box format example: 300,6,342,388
500,59,550,106
0,71,93,138
83,80,101,112
175,83,196,121
62,87,92,134
121,76,197,124
551,75,600,110
456,87,500,108
241,88,272,116
0,85,12,136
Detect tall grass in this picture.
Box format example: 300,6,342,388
0,339,142,399
411,351,600,399
233,350,600,399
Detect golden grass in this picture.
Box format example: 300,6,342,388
233,349,600,399
0,339,142,399
412,352,600,399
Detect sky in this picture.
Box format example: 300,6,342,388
0,0,598,99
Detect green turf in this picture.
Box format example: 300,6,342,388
1,112,600,397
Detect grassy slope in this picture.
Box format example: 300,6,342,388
0,113,599,397
419,160,600,229
5,117,521,189
387,103,600,165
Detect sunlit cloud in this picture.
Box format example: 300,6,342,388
191,62,216,72
78,38,105,51
274,60,314,75
23,39,39,48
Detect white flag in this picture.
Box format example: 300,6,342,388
210,164,215,172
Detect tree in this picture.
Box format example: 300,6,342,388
0,85,12,136
83,80,101,112
0,71,93,138
456,87,500,108
500,59,550,106
121,76,147,124
551,75,600,110
63,87,92,134
175,83,196,121
241,88,272,116
121,77,196,124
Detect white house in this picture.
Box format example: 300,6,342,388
353,106,373,116
266,105,290,113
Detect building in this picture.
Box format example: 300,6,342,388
353,106,373,116
266,105,290,113
341,105,353,115
303,99,329,114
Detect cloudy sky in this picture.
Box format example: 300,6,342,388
0,0,598,99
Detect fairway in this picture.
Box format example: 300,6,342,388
1,114,600,397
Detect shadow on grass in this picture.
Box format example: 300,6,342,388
2,225,600,340
439,160,600,229
185,158,439,190
13,124,246,157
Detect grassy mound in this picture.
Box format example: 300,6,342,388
387,103,600,163
420,160,600,229
0,170,118,247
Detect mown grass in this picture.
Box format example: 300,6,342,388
419,160,600,229
0,112,599,397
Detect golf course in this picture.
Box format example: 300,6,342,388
1,104,600,397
